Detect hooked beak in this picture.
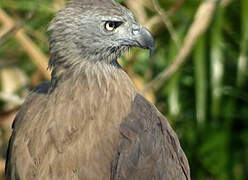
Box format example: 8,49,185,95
131,25,155,57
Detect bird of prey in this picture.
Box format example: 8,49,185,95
5,0,190,179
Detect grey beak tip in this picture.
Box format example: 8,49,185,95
142,28,155,58
131,25,155,58
149,47,155,58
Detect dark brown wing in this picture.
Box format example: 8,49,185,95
111,94,190,180
5,82,51,179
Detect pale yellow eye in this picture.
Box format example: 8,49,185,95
104,21,123,32
105,21,115,31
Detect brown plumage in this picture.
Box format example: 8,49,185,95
5,0,190,179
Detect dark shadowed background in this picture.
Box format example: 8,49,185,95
0,0,246,179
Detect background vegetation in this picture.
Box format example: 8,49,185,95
0,0,246,179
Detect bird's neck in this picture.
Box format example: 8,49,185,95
50,60,137,103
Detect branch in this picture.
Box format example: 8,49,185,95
168,0,186,17
143,0,220,93
152,0,180,48
125,0,148,25
0,92,24,106
0,9,50,79
0,0,40,46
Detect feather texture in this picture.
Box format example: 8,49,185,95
5,0,190,179
6,64,136,179
111,94,190,180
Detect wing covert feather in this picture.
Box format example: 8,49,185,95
5,82,51,179
111,93,190,180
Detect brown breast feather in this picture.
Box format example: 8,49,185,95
6,75,190,180
5,70,137,180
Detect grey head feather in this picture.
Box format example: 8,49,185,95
48,0,154,80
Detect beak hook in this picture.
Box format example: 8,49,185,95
149,47,155,58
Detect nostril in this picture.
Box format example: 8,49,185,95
132,24,140,35
132,28,140,35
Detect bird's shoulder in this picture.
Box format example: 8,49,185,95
12,82,51,129
5,82,51,178
111,93,190,180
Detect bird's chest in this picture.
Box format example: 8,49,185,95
47,77,136,179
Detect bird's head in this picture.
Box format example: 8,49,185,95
48,0,154,70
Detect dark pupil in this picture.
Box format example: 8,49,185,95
105,21,123,30
109,22,115,28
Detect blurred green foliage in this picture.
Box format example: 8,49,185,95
0,0,247,179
